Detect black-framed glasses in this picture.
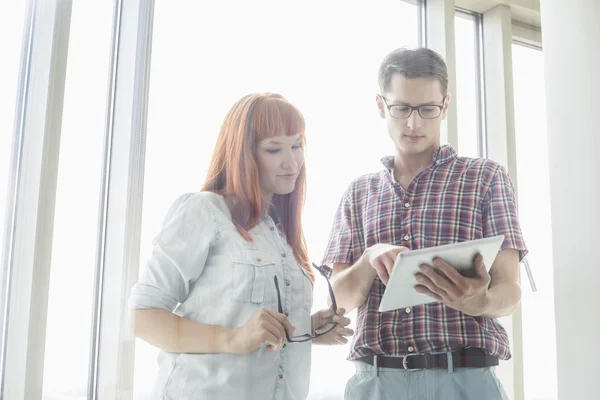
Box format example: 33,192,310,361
379,95,446,119
273,263,338,342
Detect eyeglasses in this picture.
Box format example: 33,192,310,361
273,263,338,342
379,95,446,119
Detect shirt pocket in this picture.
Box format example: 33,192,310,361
230,248,277,305
299,265,314,312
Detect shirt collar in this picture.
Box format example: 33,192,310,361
380,144,457,174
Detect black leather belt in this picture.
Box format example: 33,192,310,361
357,348,498,371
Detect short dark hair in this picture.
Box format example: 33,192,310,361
378,47,448,96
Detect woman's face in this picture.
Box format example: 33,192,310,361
255,134,304,203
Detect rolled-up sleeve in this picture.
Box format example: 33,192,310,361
482,165,528,260
129,192,216,311
320,183,364,277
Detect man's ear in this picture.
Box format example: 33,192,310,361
441,93,451,120
375,94,386,119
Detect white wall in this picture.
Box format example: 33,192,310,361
540,0,600,398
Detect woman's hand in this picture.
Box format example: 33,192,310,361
311,305,353,345
228,308,295,354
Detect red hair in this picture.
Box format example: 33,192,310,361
201,93,313,281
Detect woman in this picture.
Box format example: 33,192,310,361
129,93,352,399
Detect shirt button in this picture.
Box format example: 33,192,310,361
404,234,411,241
278,373,284,379
405,307,411,314
408,346,415,353
285,280,291,287
270,226,275,231
281,253,286,258
404,202,410,208
256,258,262,262
284,312,289,317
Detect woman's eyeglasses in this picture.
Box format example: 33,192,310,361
273,263,338,342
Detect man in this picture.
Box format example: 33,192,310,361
321,47,527,400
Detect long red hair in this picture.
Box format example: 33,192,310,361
201,93,313,281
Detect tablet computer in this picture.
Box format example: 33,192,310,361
378,235,505,312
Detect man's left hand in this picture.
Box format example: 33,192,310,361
414,254,491,316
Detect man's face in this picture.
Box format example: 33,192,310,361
376,74,450,157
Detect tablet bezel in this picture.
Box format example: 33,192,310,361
378,235,505,312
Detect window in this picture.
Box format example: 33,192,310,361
133,1,419,398
0,0,28,228
0,1,28,218
0,0,27,385
2,0,562,398
454,11,482,158
42,2,114,398
512,43,557,400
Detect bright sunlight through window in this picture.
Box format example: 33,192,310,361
133,1,419,398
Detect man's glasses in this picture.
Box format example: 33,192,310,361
273,263,338,342
379,95,446,119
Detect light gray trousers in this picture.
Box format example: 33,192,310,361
345,357,509,400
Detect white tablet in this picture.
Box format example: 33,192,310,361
378,235,505,312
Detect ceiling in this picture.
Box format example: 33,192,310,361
455,0,541,28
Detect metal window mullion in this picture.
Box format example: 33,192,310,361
0,0,73,398
87,0,154,399
512,21,543,49
474,13,487,158
482,5,524,400
419,0,427,47
512,39,542,52
87,0,123,396
0,0,36,393
423,0,458,148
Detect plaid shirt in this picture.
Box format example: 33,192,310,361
321,145,527,361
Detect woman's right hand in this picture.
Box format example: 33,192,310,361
228,308,296,355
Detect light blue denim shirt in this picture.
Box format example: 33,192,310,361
129,192,313,400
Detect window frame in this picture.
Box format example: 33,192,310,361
454,8,487,157
0,1,547,399
86,0,153,398
1,0,72,398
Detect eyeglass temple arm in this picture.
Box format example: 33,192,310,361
273,276,284,314
325,278,338,311
312,263,338,312
274,275,293,342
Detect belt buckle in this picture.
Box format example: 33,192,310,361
402,353,422,371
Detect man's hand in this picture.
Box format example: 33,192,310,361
364,244,410,285
414,253,491,316
311,305,353,345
